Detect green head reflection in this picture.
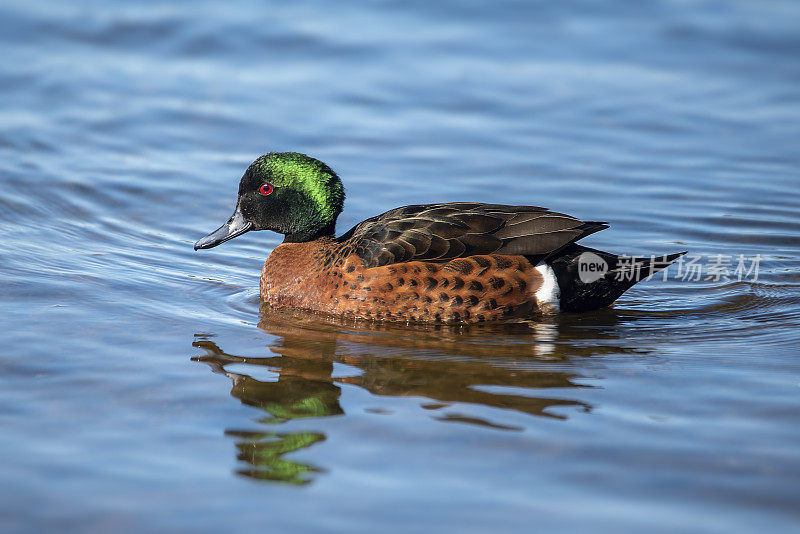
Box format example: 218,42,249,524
192,339,342,484
226,430,325,485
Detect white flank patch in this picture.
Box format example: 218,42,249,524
534,262,561,313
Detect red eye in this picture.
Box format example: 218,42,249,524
259,183,274,196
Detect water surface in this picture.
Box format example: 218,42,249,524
1,1,799,532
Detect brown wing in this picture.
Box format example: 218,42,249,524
336,202,608,268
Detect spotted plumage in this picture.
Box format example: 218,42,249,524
195,152,685,323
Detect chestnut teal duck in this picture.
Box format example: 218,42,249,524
195,152,684,323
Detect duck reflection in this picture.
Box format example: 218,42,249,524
192,339,341,484
193,304,640,484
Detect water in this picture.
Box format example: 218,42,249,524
2,0,799,532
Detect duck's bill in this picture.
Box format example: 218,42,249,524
194,208,253,250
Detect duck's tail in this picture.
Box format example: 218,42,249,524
546,245,687,312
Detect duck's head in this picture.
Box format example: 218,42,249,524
194,152,345,250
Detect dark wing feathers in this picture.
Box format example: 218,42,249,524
493,214,583,239
338,202,607,268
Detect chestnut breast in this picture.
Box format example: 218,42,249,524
261,239,545,323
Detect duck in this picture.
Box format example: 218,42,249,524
195,152,684,323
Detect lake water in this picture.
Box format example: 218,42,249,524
1,1,799,532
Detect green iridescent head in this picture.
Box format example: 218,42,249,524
195,152,345,249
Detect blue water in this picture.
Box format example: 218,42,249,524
2,1,800,532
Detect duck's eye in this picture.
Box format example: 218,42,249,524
259,183,274,196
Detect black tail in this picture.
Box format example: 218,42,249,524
548,245,687,312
